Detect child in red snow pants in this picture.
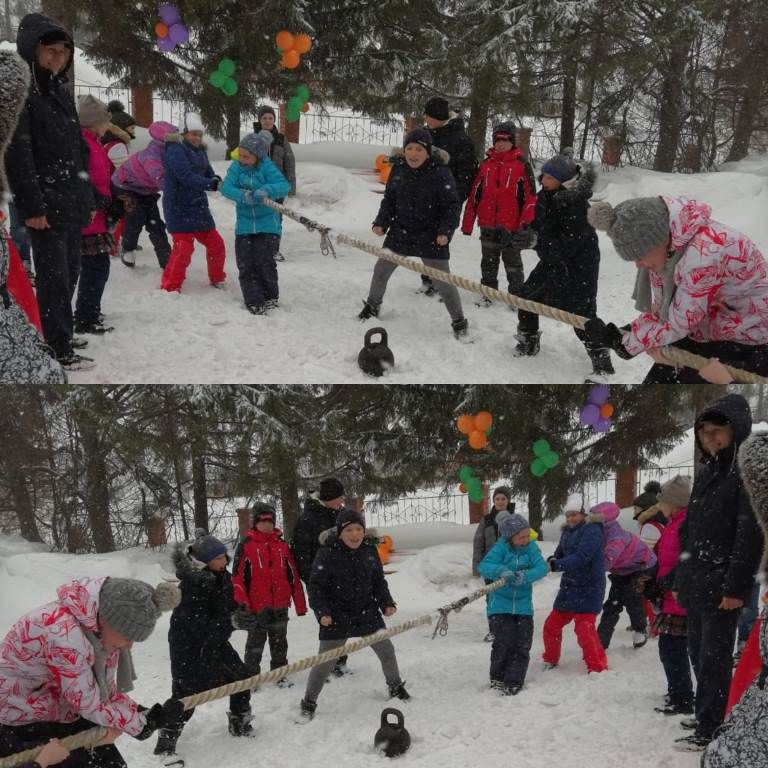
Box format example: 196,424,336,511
542,609,608,673
161,230,226,292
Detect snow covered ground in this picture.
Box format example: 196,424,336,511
0,526,703,768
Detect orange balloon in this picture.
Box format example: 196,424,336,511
600,403,614,419
281,49,301,69
155,22,169,38
474,411,493,432
375,153,387,171
379,164,392,183
275,30,295,51
468,430,488,450
459,483,467,494
293,33,312,54
301,102,310,113
456,414,475,435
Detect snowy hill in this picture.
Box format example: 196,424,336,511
0,530,701,768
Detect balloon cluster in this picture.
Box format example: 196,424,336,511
530,439,560,478
209,59,238,97
579,384,614,433
276,30,312,70
456,411,493,450
155,4,188,52
458,466,483,503
286,83,311,123
375,154,392,184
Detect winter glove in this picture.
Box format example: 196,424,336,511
254,188,269,199
232,605,260,631
242,191,257,206
134,699,185,740
547,556,559,572
210,175,222,192
499,570,515,582
510,227,537,250
583,318,633,360
509,571,527,587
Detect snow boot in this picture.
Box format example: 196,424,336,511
71,336,89,349
74,320,114,335
673,733,710,752
333,659,352,677
474,295,493,308
680,718,699,730
297,698,316,723
153,728,182,756
388,680,410,701
358,300,379,321
633,630,648,648
58,352,96,372
227,710,255,738
121,250,137,267
512,330,541,357
483,632,495,643
275,252,286,262
489,680,504,691
452,318,469,340
275,676,294,688
502,685,522,696
587,347,615,376
542,662,558,671
247,303,267,315
265,299,279,311
655,702,694,716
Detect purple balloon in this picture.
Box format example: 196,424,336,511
159,4,181,25
594,417,612,433
587,384,610,406
157,36,175,53
168,23,189,45
580,404,600,426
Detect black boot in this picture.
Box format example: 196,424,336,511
451,318,469,339
227,710,255,737
358,300,379,320
512,330,541,357
154,728,182,756
388,680,411,700
297,698,317,722
587,347,615,376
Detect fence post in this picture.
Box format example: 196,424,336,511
131,86,154,128
145,516,167,548
614,466,637,508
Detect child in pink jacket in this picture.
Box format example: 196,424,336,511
591,501,657,650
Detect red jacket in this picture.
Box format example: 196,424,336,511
232,528,307,614
462,148,536,234
6,236,42,333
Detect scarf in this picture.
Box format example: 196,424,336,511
84,628,137,702
631,249,685,322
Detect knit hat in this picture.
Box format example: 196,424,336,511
563,493,585,513
424,97,449,121
183,112,204,133
658,475,691,509
336,508,366,534
498,513,530,539
107,101,137,131
251,502,277,525
590,501,620,523
257,105,276,120
541,148,578,183
404,127,432,152
77,95,111,128
239,130,273,159
587,197,670,262
492,122,516,144
737,434,768,572
631,480,662,517
190,529,228,564
319,477,345,502
492,486,511,502
98,578,180,642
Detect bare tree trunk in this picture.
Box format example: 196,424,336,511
467,62,497,159
7,461,43,542
190,437,208,532
527,482,543,538
172,453,190,540
225,98,241,160
78,419,115,552
653,36,692,172
559,56,578,152
726,72,768,161
280,476,300,538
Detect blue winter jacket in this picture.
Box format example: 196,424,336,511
162,138,218,233
478,539,548,617
220,158,291,237
550,521,606,614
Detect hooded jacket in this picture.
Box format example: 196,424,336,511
674,394,763,609
81,128,112,237
162,136,218,233
427,116,477,202
549,519,606,614
290,495,340,583
656,507,687,616
112,121,177,196
623,196,768,356
0,577,145,735
591,502,657,575
5,13,95,227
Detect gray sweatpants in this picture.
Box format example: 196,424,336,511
303,637,401,702
366,257,464,323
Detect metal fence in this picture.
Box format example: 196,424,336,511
299,112,405,146
73,84,187,129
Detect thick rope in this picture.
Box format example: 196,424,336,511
432,577,506,638
263,198,767,384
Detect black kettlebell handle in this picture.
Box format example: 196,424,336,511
380,707,404,728
365,327,388,349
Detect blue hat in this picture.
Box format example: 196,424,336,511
498,513,530,539
541,150,578,183
239,130,273,159
191,530,228,564
404,127,432,152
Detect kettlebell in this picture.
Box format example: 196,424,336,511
358,327,394,377
374,707,411,758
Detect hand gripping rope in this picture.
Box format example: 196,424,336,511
262,198,767,384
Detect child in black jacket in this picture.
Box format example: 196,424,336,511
155,532,252,756
514,152,614,377
298,510,409,721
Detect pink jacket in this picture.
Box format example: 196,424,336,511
0,577,146,736
657,507,687,616
81,128,112,237
592,502,657,575
624,196,768,355
112,121,177,195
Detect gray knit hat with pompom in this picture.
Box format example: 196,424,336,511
99,578,180,642
588,197,670,261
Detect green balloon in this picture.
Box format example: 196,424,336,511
296,84,310,101
469,490,483,503
543,451,559,469
286,107,300,123
287,95,303,111
531,458,547,477
209,70,226,88
221,78,238,96
218,58,236,76
467,477,482,493
459,466,473,484
533,439,551,458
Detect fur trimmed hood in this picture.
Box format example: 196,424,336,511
737,433,768,572
0,51,30,202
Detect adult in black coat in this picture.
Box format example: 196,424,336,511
157,536,252,755
6,14,96,365
673,393,763,747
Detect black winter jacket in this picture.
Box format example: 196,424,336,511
674,394,763,610
168,545,247,698
428,117,477,202
308,532,395,640
5,14,95,227
374,155,460,260
290,496,339,583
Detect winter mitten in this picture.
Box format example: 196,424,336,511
210,175,222,191
254,188,269,199
500,570,515,582
510,571,526,586
242,191,256,206
583,318,633,360
232,606,259,631
135,699,185,740
547,556,559,572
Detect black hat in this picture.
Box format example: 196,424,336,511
404,127,432,152
492,122,516,144
251,502,277,525
258,105,276,120
424,97,449,121
336,508,366,534
631,481,662,518
319,478,345,501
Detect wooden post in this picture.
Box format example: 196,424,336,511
131,86,153,128
514,126,532,159
279,103,300,144
236,507,252,537
602,135,623,168
67,525,87,553
468,481,489,524
615,466,638,508
146,516,167,547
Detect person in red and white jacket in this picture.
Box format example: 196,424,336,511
586,195,768,382
231,503,307,687
0,577,183,768
461,122,537,302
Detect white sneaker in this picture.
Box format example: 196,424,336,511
633,631,648,649
121,250,137,267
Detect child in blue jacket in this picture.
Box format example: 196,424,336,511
478,513,548,694
221,131,291,315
